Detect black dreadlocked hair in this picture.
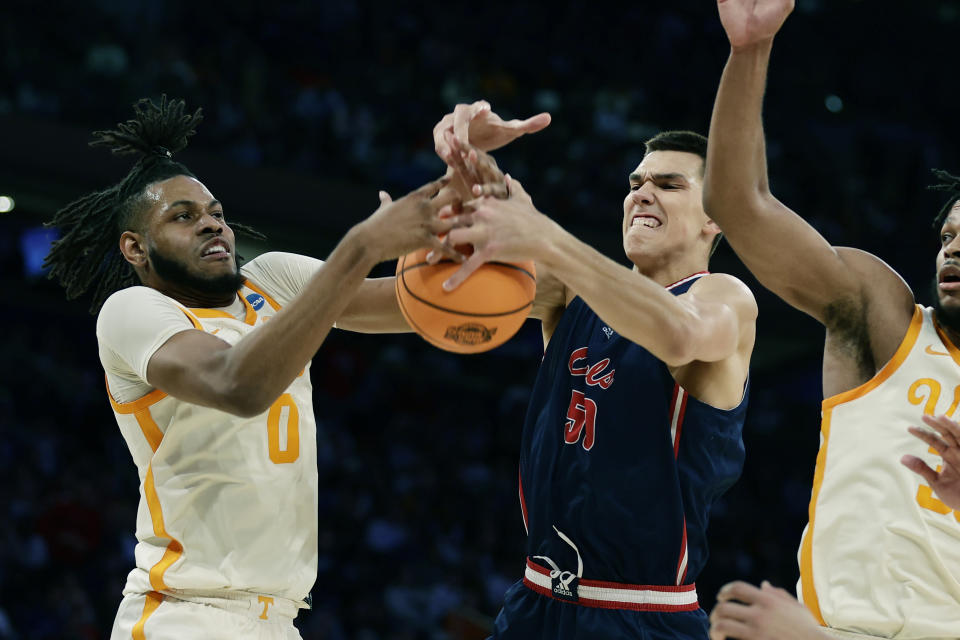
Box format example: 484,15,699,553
43,95,264,313
929,168,960,229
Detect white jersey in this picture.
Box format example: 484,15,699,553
799,305,960,639
97,252,324,605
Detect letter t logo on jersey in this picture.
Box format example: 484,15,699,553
258,595,274,620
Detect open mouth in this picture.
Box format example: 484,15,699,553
939,265,960,290
201,241,232,260
631,214,662,229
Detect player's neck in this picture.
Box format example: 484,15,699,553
152,282,238,309
632,257,709,288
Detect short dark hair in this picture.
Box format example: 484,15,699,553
43,96,263,313
644,130,708,168
643,130,720,256
929,168,960,229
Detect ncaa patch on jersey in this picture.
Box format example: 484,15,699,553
246,293,265,310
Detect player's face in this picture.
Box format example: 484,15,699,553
934,205,960,325
142,175,243,294
622,151,711,265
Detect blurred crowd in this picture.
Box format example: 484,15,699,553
2,0,960,638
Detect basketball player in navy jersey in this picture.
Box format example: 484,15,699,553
434,111,758,639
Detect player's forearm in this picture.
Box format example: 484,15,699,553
704,41,775,216
217,224,379,414
536,228,709,366
335,277,412,333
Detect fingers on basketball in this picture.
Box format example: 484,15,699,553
394,246,535,354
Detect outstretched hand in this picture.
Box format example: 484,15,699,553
442,134,510,200
717,0,795,51
360,178,464,264
902,414,960,510
439,175,548,291
433,101,551,162
709,581,828,640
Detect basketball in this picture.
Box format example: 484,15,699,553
395,248,537,354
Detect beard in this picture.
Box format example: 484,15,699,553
930,276,960,334
149,243,245,297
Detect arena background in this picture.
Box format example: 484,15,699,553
1,1,958,638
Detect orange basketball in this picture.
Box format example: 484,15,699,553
395,248,536,354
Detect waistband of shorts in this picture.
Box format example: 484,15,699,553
523,558,699,612
162,589,306,621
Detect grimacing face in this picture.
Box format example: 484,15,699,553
621,150,711,265
140,175,243,295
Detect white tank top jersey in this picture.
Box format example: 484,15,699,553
798,306,960,639
96,252,325,606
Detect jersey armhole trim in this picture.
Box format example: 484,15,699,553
799,406,832,626
822,305,922,410
106,376,168,414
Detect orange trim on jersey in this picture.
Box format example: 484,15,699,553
132,591,163,640
933,322,960,369
188,292,257,326
799,406,831,626
143,463,183,591
822,305,923,410
801,305,922,627
134,408,164,454
178,308,203,330
244,278,282,311
106,378,168,415
106,379,166,453
188,299,257,325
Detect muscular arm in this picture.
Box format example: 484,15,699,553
147,226,383,416
445,188,755,367
705,4,915,388
146,179,455,416
335,277,411,333
538,227,755,366
703,41,862,323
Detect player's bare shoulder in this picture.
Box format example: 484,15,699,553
832,248,915,343
821,248,916,394
687,272,759,327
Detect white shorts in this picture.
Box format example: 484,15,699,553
110,591,303,640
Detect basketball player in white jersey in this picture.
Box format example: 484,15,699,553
702,1,960,638
44,97,463,640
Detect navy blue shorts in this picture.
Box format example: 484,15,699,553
490,580,710,640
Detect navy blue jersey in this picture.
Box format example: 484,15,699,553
517,273,747,587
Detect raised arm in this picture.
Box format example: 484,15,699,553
704,0,865,323
145,179,457,416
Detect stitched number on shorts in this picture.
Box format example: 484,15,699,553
564,390,597,451
267,393,300,464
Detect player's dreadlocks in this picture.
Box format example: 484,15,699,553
44,95,264,313
929,168,960,229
